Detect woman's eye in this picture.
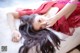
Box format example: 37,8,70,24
38,20,41,22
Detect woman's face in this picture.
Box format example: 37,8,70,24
32,15,48,30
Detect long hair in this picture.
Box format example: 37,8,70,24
19,14,60,53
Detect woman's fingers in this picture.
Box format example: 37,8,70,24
40,16,56,28
46,25,52,28
12,30,21,43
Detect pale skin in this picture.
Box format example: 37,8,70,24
7,0,78,42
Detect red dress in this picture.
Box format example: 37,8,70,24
16,0,80,36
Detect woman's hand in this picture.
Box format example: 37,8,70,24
46,19,54,28
40,16,57,28
45,16,57,28
12,30,21,43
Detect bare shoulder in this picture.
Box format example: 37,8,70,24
44,7,59,18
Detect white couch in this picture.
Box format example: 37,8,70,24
56,27,80,53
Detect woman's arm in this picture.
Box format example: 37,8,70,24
7,12,21,42
46,0,78,27
54,0,78,19
7,12,19,31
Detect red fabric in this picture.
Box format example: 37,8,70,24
16,1,80,36
16,1,56,15
52,16,70,35
67,6,80,28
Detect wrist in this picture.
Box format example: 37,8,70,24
12,29,18,32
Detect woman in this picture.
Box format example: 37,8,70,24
7,0,80,42
7,0,80,53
